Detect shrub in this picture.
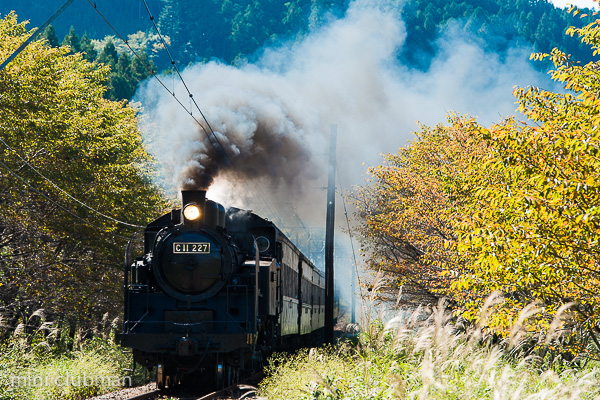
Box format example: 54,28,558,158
259,303,600,399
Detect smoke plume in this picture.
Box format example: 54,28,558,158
136,0,557,223
164,65,317,192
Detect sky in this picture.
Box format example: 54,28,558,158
549,0,598,9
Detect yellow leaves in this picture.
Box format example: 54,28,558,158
356,115,490,300
354,17,600,356
529,52,549,61
452,23,600,353
0,13,168,324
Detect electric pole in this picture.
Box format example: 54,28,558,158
325,125,337,345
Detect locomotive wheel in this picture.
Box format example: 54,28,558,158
229,366,241,386
215,356,241,388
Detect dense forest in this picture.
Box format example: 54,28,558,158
1,0,596,73
0,0,593,104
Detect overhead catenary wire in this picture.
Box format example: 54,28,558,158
139,0,230,158
86,0,230,160
336,163,364,300
0,137,144,229
85,0,218,150
0,0,145,237
86,0,286,226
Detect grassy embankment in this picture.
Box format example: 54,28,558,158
0,311,144,400
260,300,600,399
4,302,600,399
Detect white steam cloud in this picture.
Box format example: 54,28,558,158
136,0,555,228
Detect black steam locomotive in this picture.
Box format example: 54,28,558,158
121,190,327,389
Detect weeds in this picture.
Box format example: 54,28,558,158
0,310,143,400
259,300,600,399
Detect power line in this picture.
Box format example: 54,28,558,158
140,0,229,158
91,2,287,227
84,1,213,144
0,158,137,240
0,137,144,229
0,0,76,72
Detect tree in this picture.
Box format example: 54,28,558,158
0,13,167,329
354,115,487,305
96,39,118,69
61,26,81,53
131,52,153,82
112,52,135,99
93,36,156,101
453,17,600,354
40,24,59,47
79,33,98,62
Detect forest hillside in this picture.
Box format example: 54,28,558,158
0,0,596,70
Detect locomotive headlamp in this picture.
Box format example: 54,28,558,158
183,204,201,221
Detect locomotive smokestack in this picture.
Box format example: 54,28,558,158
181,190,206,225
181,190,206,209
181,190,225,229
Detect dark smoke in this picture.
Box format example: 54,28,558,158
136,59,323,203
180,118,314,191
135,0,556,219
179,139,225,190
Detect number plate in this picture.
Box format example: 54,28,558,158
173,242,210,254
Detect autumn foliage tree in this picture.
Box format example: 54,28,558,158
0,13,167,330
354,115,487,304
357,15,600,356
453,17,600,353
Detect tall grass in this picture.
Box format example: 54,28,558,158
0,311,141,400
259,300,600,399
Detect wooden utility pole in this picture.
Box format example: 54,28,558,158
325,125,337,345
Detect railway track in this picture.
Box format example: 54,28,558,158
124,383,260,400
89,373,264,400
125,389,161,400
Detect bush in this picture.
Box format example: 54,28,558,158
259,303,600,399
0,318,142,400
